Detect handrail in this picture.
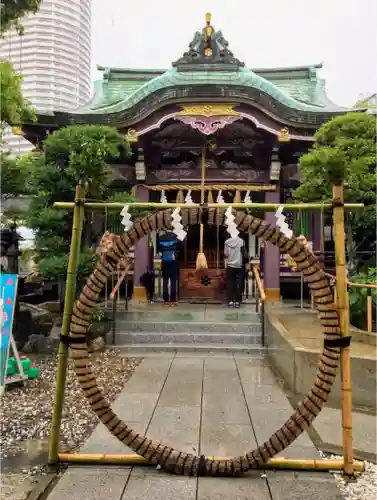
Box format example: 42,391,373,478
324,272,376,332
324,271,377,289
253,263,266,347
253,264,266,303
110,264,130,300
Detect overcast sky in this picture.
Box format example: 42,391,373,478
91,0,376,107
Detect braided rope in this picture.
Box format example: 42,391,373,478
143,184,276,192
68,207,341,476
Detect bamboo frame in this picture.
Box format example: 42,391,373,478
52,201,364,212
48,187,364,478
58,453,364,473
325,271,376,333
367,295,373,333
332,182,354,477
48,183,85,465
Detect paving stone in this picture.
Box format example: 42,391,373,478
204,357,237,371
266,471,345,499
121,468,197,500
112,392,159,421
243,383,293,412
203,361,243,395
80,421,149,454
236,360,280,386
200,423,257,456
147,406,200,454
312,406,376,454
47,467,130,500
197,473,271,500
122,359,172,393
159,379,202,406
202,392,250,425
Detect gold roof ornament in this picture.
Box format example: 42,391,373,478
278,127,291,142
125,128,138,143
12,126,24,136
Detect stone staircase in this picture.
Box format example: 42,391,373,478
109,304,264,355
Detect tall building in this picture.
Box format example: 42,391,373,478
0,0,92,154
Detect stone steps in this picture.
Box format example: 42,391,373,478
114,320,261,335
115,343,266,355
111,304,262,354
111,331,261,346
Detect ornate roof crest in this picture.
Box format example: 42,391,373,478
172,13,245,72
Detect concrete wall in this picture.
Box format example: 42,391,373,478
265,306,376,410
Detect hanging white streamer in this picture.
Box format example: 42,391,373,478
225,206,239,238
275,205,293,238
171,208,187,241
160,190,167,203
243,190,252,204
184,190,194,204
120,205,133,231
216,189,225,204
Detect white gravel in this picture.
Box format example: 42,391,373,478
0,349,142,459
319,451,377,500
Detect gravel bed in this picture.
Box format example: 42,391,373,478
0,349,142,459
319,451,377,500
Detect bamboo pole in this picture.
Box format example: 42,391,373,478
196,147,208,270
332,182,354,477
52,202,364,212
367,294,373,332
48,183,85,465
57,453,364,472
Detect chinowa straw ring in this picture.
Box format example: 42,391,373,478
68,207,343,476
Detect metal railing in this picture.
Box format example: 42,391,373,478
253,264,266,346
108,266,130,345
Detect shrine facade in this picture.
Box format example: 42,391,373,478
21,13,353,302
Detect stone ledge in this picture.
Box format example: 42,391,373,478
265,305,377,410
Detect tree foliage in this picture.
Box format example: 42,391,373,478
348,267,377,330
26,125,131,280
0,151,36,197
294,112,376,267
0,0,41,36
0,60,36,128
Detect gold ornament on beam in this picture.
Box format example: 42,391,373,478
177,104,240,118
125,128,138,143
278,127,291,142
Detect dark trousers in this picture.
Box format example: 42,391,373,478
226,266,242,304
162,262,178,302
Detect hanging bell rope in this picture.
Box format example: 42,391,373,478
196,146,208,270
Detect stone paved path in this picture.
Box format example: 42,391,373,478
47,354,344,500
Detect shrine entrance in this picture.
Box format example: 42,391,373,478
178,224,248,301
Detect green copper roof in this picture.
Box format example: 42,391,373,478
77,65,343,116
74,15,346,119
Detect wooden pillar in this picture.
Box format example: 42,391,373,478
263,190,280,301
131,185,149,302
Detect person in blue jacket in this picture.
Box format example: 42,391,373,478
158,231,179,305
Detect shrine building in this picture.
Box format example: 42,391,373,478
20,13,354,302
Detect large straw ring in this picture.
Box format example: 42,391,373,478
68,207,341,476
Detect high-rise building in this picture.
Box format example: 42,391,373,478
0,0,92,154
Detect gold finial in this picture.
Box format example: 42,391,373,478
205,12,212,24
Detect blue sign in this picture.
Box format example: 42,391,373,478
0,274,18,390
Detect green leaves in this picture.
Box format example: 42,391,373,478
37,250,98,282
0,61,36,127
0,151,36,198
0,0,41,36
29,124,131,280
348,268,377,330
294,112,376,264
